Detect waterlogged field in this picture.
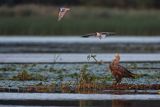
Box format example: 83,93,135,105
0,62,160,93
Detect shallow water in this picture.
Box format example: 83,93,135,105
0,53,160,63
0,36,160,53
1,93,160,106
0,36,160,106
0,36,160,43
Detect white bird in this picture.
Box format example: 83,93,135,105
58,7,70,21
82,32,116,39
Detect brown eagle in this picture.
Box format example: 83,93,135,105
109,53,138,84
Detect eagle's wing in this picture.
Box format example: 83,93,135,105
117,65,135,78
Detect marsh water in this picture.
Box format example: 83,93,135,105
0,36,160,53
0,100,160,107
1,60,160,106
0,36,160,106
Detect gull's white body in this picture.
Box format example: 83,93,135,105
83,32,116,39
58,7,70,21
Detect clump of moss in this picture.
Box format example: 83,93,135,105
12,70,46,81
60,82,74,93
127,63,138,69
75,65,99,92
0,65,16,72
26,83,55,93
12,70,32,80
79,64,96,84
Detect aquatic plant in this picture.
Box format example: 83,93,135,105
60,82,74,93
53,54,61,63
78,64,95,83
0,64,17,72
12,70,32,80
0,62,159,93
26,83,55,93
129,63,138,69
87,54,103,64
0,73,4,80
31,73,47,81
75,64,102,93
12,70,47,81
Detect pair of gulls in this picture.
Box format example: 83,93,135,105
59,7,140,84
58,7,116,39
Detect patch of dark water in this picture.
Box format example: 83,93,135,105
0,100,160,107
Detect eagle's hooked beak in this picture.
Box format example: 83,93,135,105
113,53,120,64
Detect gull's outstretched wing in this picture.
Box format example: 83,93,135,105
81,33,96,38
101,32,116,35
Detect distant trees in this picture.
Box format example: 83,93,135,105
78,0,160,8
0,0,160,9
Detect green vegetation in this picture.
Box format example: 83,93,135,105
0,5,160,35
79,64,96,84
0,66,16,72
0,63,160,92
12,70,46,81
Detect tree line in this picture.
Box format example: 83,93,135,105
0,0,160,9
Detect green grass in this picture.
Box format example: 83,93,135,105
0,6,160,35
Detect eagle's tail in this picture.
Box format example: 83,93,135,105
129,73,148,79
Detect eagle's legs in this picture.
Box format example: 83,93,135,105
113,77,122,85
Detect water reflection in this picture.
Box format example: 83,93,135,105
79,100,126,107
79,100,160,107
0,100,160,107
112,100,131,107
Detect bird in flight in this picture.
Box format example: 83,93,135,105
58,7,70,21
82,32,116,39
109,53,138,85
